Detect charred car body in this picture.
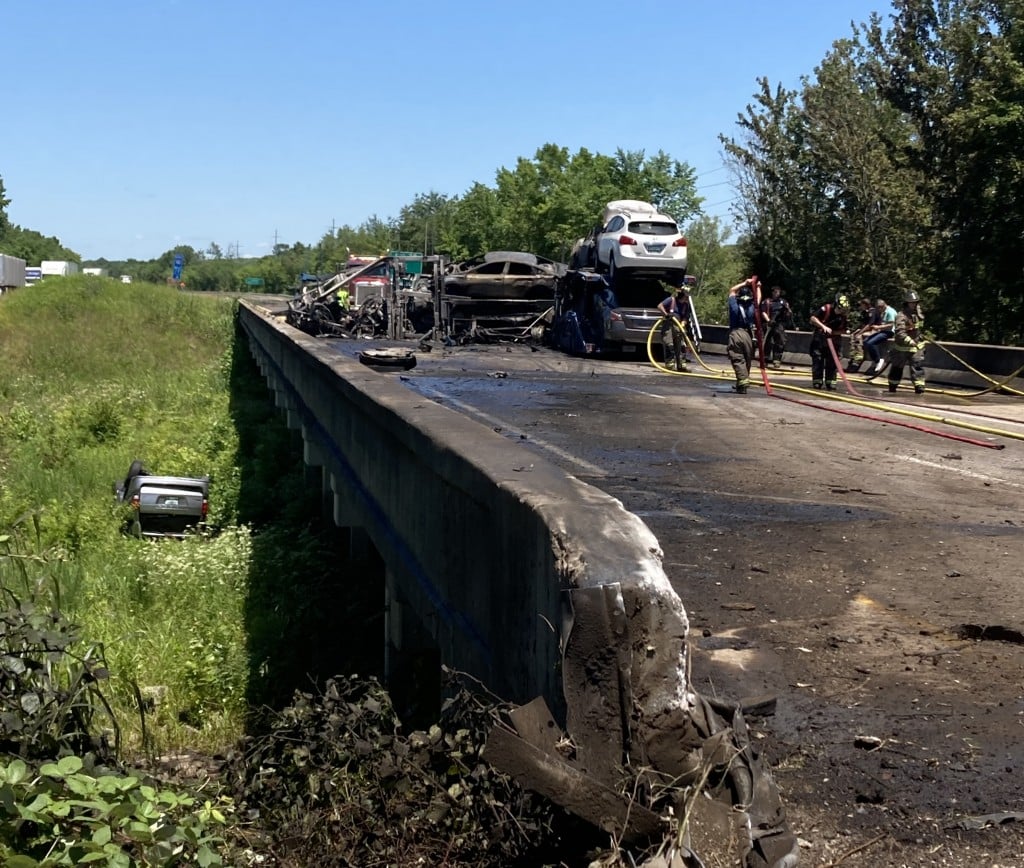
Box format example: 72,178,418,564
285,251,563,344
443,251,564,300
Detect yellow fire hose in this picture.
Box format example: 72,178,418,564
645,318,1023,445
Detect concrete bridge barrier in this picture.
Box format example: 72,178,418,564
237,302,693,774
237,301,799,863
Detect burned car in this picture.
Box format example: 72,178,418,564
444,251,565,300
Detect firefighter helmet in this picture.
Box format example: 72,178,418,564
737,284,754,304
904,289,920,303
834,293,850,310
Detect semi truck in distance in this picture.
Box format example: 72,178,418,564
1,253,27,292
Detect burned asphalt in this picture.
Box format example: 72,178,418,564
333,339,1024,866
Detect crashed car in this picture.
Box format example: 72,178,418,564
551,273,672,356
114,460,209,538
444,251,565,300
571,200,687,286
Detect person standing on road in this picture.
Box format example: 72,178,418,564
657,287,692,372
808,293,850,390
759,285,793,369
727,278,759,393
846,298,876,372
863,297,898,378
886,289,927,394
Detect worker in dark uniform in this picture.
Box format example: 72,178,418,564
808,293,850,390
887,289,927,394
727,278,759,393
759,285,793,369
657,287,692,372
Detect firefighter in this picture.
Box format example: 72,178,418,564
887,289,927,394
657,287,692,372
759,285,793,369
808,293,850,390
727,278,759,393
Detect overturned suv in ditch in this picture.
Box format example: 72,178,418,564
114,460,210,539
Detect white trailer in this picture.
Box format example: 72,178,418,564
1,253,28,291
41,260,81,277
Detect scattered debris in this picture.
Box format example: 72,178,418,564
951,811,1024,831
955,624,1024,644
358,348,417,371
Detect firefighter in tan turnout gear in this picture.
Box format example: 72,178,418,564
887,289,927,393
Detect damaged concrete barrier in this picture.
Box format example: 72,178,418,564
238,301,798,866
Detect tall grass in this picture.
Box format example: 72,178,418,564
0,277,248,753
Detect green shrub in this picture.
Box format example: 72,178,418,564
0,755,232,867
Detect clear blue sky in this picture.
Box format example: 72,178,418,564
3,0,893,262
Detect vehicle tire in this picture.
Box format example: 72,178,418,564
121,459,146,500
312,303,335,336
607,256,618,286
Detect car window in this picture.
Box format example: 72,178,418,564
612,280,665,308
605,216,625,233
506,262,539,276
473,262,507,275
629,221,679,236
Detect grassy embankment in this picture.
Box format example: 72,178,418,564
0,276,370,757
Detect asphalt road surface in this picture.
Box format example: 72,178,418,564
347,339,1024,868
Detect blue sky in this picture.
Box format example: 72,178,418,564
4,0,893,262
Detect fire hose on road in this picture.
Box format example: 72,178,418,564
645,314,1019,449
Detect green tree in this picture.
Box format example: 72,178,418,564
865,0,1024,342
682,215,744,324
395,191,455,255
443,144,700,262
0,174,11,241
442,183,501,260
1,226,79,264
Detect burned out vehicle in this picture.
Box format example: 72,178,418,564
114,460,209,538
443,251,564,300
286,255,443,339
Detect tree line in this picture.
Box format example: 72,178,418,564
4,0,1021,343
725,0,1024,344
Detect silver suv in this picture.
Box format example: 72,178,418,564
114,460,209,538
